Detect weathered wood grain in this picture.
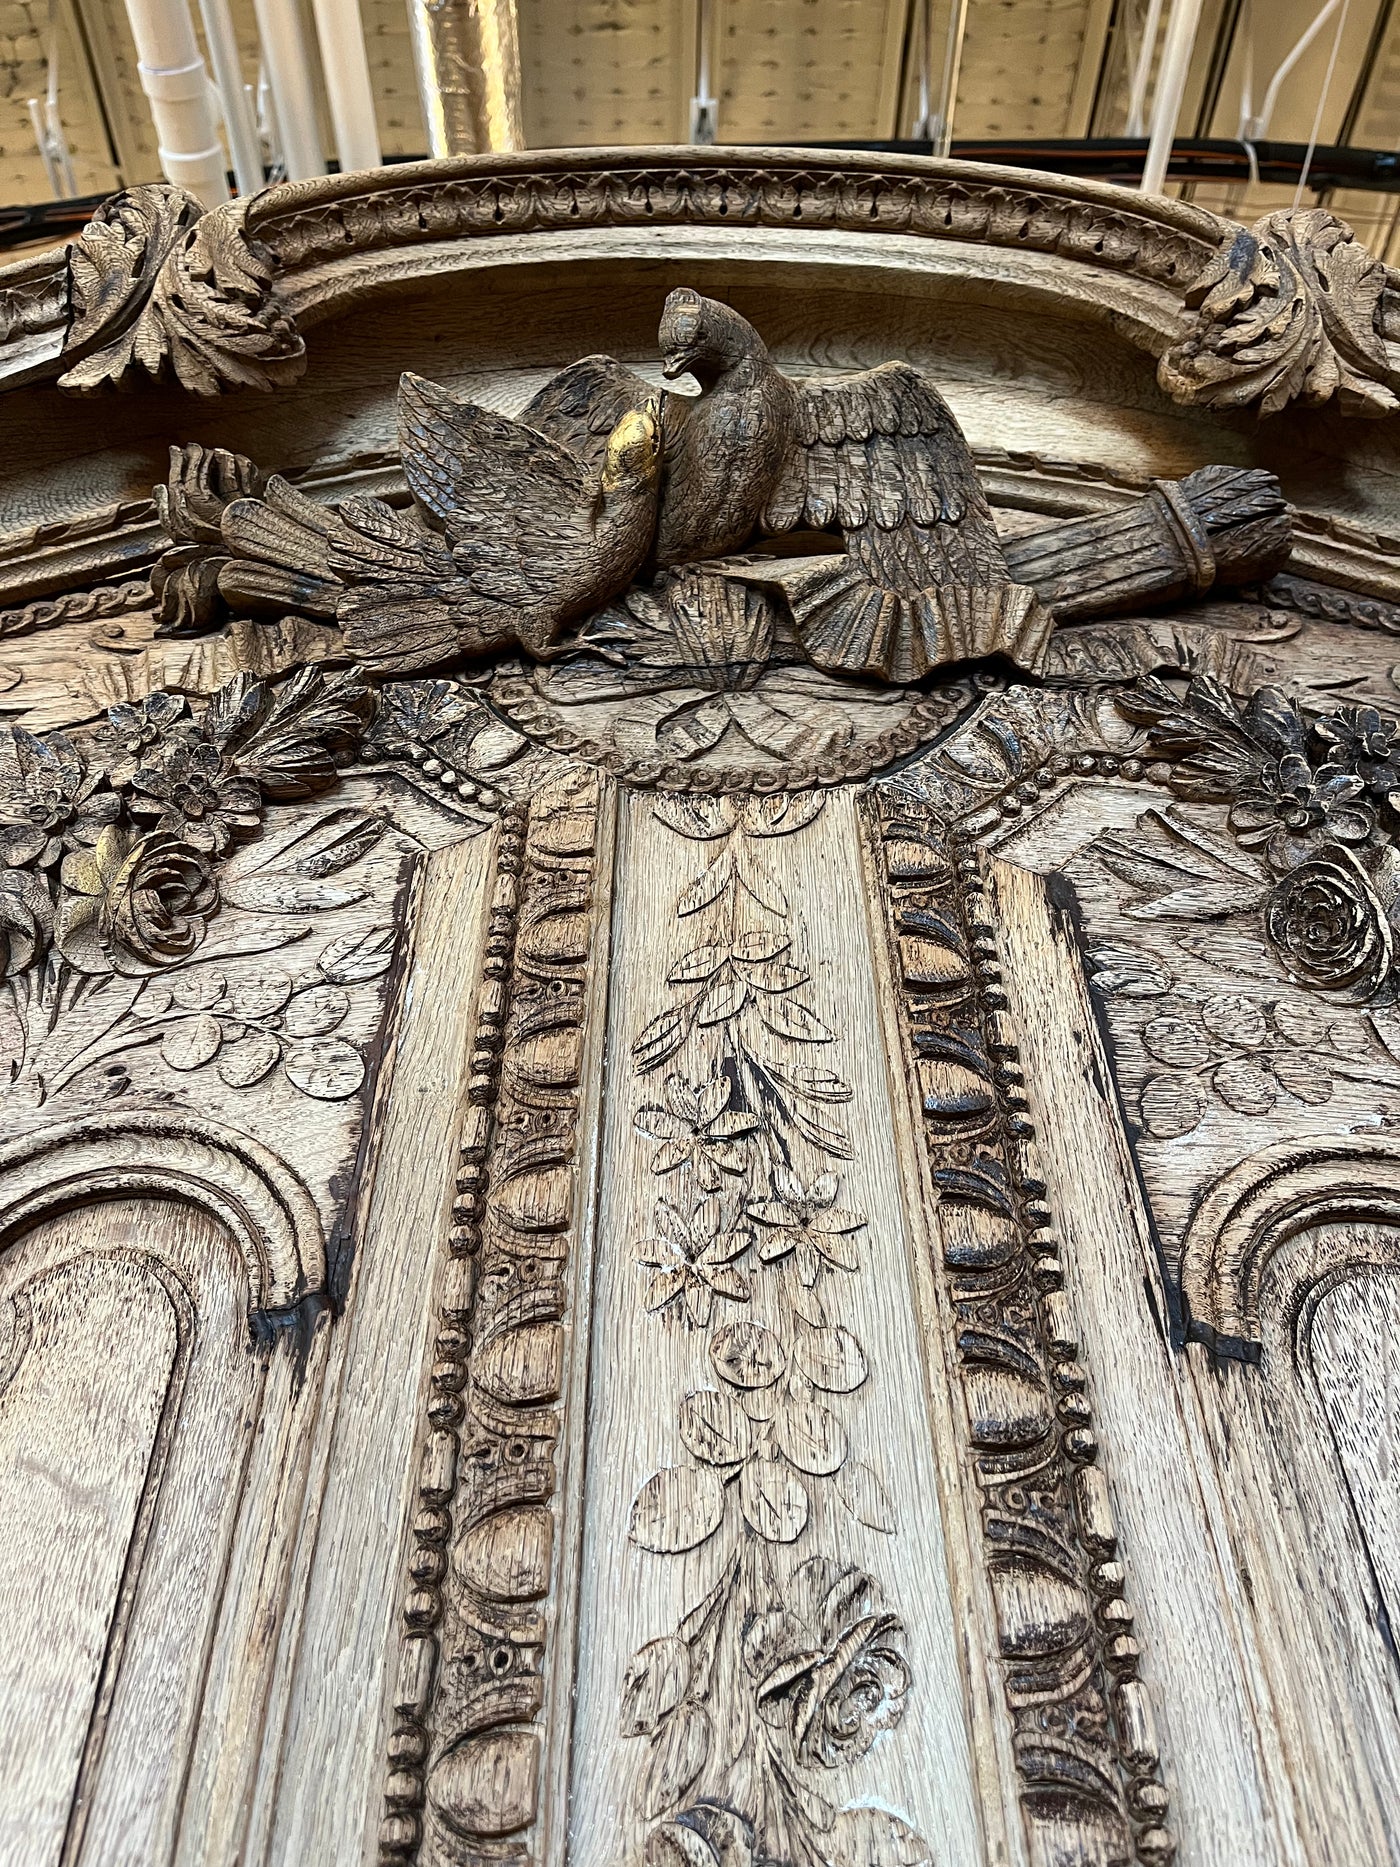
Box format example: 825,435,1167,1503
3,148,1400,1867
0,1198,256,1867
264,829,495,1867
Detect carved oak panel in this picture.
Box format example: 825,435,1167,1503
0,150,1399,1867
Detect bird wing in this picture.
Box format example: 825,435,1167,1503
219,476,519,674
761,361,1005,590
397,371,592,548
753,364,1050,682
518,355,659,475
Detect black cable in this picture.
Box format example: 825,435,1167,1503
4,136,1400,256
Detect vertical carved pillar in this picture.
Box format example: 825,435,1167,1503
381,766,602,1863
867,792,1174,1865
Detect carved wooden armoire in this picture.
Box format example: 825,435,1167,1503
2,149,1400,1867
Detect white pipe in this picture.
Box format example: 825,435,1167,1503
250,0,326,180
1242,0,1342,140
929,0,968,155
44,22,77,196
690,0,717,143
121,0,229,207
197,0,263,194
1125,0,1166,138
1237,0,1254,141
1140,0,1206,196
45,98,77,198
27,98,62,198
1291,0,1351,208
914,0,929,134
310,0,382,173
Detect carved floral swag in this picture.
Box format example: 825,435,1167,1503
0,668,371,983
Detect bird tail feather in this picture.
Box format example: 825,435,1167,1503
763,556,1053,683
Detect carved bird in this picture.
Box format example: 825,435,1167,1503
520,287,1048,682
212,371,663,675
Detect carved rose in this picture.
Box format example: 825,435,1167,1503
1263,844,1394,1002
57,826,217,974
0,869,54,976
746,1558,910,1769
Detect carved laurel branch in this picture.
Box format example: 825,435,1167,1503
380,769,600,1863
868,797,1173,1863
1159,208,1400,417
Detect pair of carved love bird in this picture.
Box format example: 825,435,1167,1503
210,288,1046,685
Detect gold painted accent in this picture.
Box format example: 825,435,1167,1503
407,0,524,156
599,401,662,493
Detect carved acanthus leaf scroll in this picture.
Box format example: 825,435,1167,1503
0,183,308,397
619,791,927,1867
868,799,1173,1864
1158,208,1400,417
58,191,307,395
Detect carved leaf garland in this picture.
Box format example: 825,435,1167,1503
621,792,922,1866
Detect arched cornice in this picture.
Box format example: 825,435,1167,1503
0,1107,325,1319
1180,1135,1400,1357
247,147,1218,338
0,149,1299,400
3,150,1398,431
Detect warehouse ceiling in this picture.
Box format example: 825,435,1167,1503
2,0,1399,254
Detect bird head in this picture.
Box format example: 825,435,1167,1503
659,289,758,388
600,398,663,496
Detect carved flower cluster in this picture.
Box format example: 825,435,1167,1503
1121,677,1400,1003
0,666,372,980
746,1558,910,1769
